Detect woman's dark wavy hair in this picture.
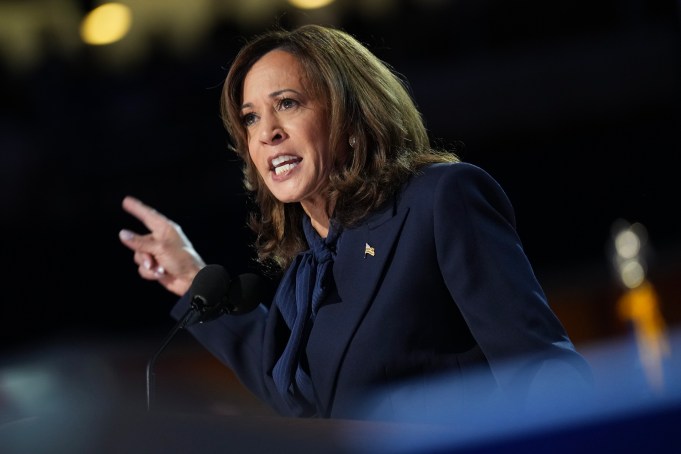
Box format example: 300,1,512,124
221,24,458,271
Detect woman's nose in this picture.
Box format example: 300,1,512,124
259,115,286,145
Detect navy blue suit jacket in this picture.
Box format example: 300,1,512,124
172,163,590,419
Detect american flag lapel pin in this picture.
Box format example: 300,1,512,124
364,242,375,258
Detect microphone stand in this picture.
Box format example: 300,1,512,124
145,308,195,412
143,267,262,412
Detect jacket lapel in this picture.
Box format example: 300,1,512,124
309,201,410,415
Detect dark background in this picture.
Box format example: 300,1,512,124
2,0,680,354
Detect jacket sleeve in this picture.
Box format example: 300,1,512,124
170,293,273,404
432,163,592,399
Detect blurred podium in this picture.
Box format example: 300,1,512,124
2,330,680,453
1,399,680,454
0,411,421,454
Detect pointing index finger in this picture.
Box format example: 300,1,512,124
122,196,169,231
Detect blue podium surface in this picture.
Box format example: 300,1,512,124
2,330,680,454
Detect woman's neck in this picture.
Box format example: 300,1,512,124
301,197,334,238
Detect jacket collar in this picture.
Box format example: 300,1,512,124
308,199,411,416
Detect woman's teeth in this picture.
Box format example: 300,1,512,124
271,155,301,175
275,162,298,175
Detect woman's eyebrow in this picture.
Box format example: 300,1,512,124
240,88,302,110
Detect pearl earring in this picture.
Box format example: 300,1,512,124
349,136,357,148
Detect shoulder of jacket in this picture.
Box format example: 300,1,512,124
403,162,487,196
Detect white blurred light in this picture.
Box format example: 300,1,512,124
614,229,641,260
80,3,132,46
1,368,56,413
620,259,645,289
610,220,651,288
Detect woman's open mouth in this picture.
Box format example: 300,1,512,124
271,155,302,176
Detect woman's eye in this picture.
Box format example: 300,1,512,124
241,113,257,127
279,98,298,110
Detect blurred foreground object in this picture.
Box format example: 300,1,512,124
611,220,670,393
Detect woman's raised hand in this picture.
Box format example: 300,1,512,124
118,196,206,296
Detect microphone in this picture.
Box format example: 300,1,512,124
183,264,233,327
221,272,274,315
184,265,268,326
145,265,270,411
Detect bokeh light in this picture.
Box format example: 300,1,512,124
80,3,132,46
287,0,336,10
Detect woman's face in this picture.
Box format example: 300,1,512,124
240,50,332,212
